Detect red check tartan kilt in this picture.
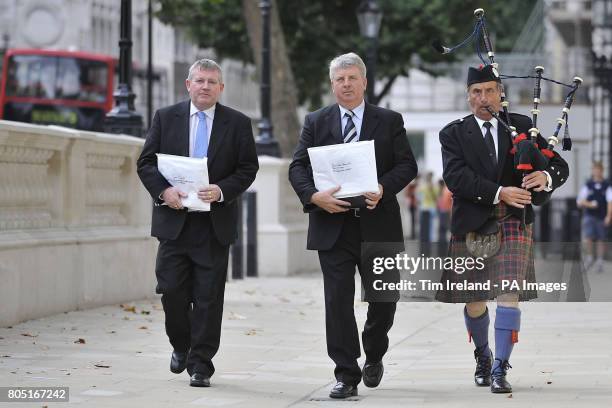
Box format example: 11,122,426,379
435,202,537,303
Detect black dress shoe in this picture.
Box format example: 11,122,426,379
329,382,357,399
362,361,384,388
170,350,188,374
473,346,492,386
190,373,211,387
490,359,512,393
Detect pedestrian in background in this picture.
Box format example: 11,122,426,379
577,161,612,273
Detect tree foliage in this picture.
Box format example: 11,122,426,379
157,0,535,109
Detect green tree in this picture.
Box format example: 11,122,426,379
158,0,533,104
156,0,535,154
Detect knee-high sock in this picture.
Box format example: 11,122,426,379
493,306,521,374
464,306,490,356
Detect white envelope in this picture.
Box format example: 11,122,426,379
156,153,210,211
307,140,378,198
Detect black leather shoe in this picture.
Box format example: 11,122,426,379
362,361,384,388
474,346,492,386
490,360,512,393
190,373,211,387
329,382,357,399
170,351,188,374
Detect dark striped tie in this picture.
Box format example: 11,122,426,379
343,111,358,143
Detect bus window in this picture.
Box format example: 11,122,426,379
56,57,80,99
6,55,108,103
77,59,108,103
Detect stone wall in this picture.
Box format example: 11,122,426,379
0,120,157,327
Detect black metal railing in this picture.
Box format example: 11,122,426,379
230,191,258,279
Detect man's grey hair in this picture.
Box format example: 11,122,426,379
187,59,223,83
329,52,367,81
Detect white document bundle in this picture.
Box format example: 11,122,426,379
156,153,210,211
307,140,378,198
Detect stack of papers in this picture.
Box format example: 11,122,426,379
307,140,378,197
156,154,210,211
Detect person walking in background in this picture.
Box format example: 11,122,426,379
418,172,439,242
437,179,453,245
577,161,612,273
405,177,419,240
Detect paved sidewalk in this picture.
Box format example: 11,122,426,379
1,275,611,408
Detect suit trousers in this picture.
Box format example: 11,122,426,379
317,213,397,386
154,212,230,377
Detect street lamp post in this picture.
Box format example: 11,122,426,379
357,0,383,104
592,0,612,176
255,0,281,157
104,0,143,137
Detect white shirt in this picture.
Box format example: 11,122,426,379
472,115,552,204
474,116,499,158
189,101,216,157
188,101,223,204
339,100,365,141
577,182,612,203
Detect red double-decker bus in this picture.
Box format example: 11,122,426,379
0,49,115,131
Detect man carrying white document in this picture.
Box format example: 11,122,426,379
307,140,379,208
137,59,258,388
288,52,418,398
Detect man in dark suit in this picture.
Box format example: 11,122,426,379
137,59,258,387
436,65,569,393
289,52,418,399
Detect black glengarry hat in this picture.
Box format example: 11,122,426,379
467,64,501,87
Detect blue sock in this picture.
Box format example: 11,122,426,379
493,306,521,374
464,306,490,356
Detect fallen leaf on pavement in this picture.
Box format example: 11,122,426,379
120,304,137,313
228,312,247,320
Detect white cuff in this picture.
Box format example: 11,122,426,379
493,186,502,204
542,171,553,192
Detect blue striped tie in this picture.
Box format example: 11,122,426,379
193,111,208,158
343,111,358,143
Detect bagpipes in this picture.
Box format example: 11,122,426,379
433,8,582,225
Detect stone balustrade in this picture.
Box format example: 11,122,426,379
0,120,319,327
0,120,157,327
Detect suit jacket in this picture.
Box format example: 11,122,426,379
440,112,569,235
137,100,259,245
289,102,418,251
